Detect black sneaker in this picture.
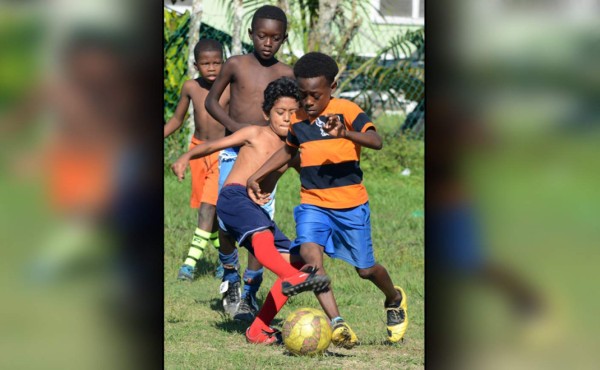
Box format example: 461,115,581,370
220,280,241,317
281,266,331,297
233,295,259,322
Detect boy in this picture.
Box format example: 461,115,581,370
204,5,295,321
247,52,409,344
172,77,330,343
164,39,230,281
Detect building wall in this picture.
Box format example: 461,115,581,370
163,0,422,57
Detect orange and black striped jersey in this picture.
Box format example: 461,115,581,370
286,98,375,209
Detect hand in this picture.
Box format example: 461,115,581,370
247,178,271,206
323,114,345,138
171,157,189,181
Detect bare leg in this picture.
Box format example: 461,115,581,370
247,251,262,271
196,203,215,230
481,262,543,316
299,242,341,320
356,264,401,306
218,230,236,255
179,203,217,280
210,213,219,234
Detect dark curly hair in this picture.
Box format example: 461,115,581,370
251,5,287,32
293,52,339,84
193,39,223,62
262,77,300,114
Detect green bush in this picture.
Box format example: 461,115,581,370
164,9,191,169
362,133,423,175
361,113,424,175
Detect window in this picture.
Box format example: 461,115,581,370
372,0,424,25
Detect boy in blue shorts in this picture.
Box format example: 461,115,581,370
172,77,330,344
248,52,409,345
204,5,295,320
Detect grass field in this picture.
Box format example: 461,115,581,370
164,128,424,369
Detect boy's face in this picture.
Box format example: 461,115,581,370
264,97,299,137
248,19,287,60
195,50,223,83
297,76,336,120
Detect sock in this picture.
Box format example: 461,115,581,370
219,249,240,283
241,268,263,301
249,260,303,336
210,231,220,249
184,228,211,267
331,316,344,325
251,231,298,279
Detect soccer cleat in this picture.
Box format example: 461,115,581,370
233,295,259,322
245,327,283,345
220,280,241,317
386,286,408,343
331,320,358,349
281,266,331,297
177,264,195,281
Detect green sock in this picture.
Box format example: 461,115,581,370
210,231,220,249
184,228,211,267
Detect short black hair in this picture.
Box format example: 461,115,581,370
193,39,223,62
293,52,339,84
262,77,300,114
251,5,287,32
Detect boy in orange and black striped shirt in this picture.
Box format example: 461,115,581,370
247,52,408,346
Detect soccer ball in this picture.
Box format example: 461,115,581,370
282,308,332,356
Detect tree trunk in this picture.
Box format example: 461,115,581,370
307,0,341,53
277,0,290,15
186,0,203,143
231,0,244,55
187,0,203,78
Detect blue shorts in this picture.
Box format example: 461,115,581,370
216,184,291,255
428,205,484,273
291,203,376,269
218,147,276,220
217,147,239,191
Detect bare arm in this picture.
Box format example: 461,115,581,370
205,57,247,132
163,81,192,138
247,144,298,204
323,114,383,150
171,126,256,181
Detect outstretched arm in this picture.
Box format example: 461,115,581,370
323,114,383,150
205,57,247,132
171,126,254,181
164,81,192,138
247,144,298,204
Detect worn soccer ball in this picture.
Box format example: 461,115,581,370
282,308,332,356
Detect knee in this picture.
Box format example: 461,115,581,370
356,267,374,280
298,247,325,272
299,244,319,260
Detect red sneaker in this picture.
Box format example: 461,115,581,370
245,327,282,345
281,266,331,297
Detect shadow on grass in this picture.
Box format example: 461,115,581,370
190,258,221,278
357,338,405,346
271,318,283,327
283,350,353,358
213,319,248,334
206,298,223,312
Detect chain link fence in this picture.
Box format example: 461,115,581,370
164,7,424,164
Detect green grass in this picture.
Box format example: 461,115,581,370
164,140,424,369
